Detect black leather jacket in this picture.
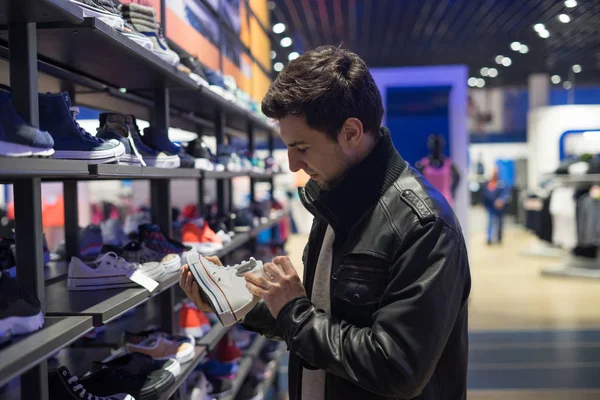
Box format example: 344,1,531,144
243,128,471,400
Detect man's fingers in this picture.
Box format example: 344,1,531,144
273,256,295,274
205,256,223,266
246,281,268,297
245,272,271,289
263,263,284,280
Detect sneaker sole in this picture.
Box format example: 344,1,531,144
53,145,126,162
186,252,237,327
142,156,181,168
138,261,165,280
123,33,154,50
163,359,181,377
117,153,143,165
0,140,54,157
177,347,195,364
0,312,44,335
67,277,139,291
151,49,180,66
161,254,181,274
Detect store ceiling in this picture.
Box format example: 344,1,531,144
271,0,600,86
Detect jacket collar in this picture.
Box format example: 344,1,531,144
299,127,406,236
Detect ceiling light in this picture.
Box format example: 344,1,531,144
272,23,286,34
565,0,577,7
274,62,284,72
488,68,498,78
468,77,478,87
280,37,292,48
495,55,505,64
519,44,529,54
572,64,582,73
476,78,486,88
480,67,490,76
510,41,521,51
558,14,571,23
288,52,299,61
583,131,600,141
534,23,546,33
563,81,572,89
539,29,550,39
270,50,276,59
501,57,512,67
551,75,561,84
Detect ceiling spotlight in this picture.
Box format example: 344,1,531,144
480,67,490,76
495,55,505,64
280,37,292,48
565,0,577,7
539,29,550,39
274,62,284,72
510,41,521,51
468,77,478,87
288,52,300,61
534,23,546,33
501,57,512,67
519,44,529,54
563,81,573,90
272,23,286,34
476,78,486,88
558,14,571,23
551,75,561,84
488,68,498,78
572,64,582,73
270,50,276,59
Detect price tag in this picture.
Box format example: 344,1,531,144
128,270,159,292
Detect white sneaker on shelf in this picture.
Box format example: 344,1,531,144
68,252,139,291
185,253,264,327
137,261,165,280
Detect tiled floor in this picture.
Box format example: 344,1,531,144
282,206,600,399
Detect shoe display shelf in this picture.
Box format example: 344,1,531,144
218,336,267,400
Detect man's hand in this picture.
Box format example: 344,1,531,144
494,199,505,210
179,255,223,313
245,256,307,319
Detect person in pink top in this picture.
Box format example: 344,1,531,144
416,134,461,207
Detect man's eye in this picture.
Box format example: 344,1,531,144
297,148,308,153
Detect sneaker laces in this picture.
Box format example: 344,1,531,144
67,374,113,400
95,251,138,271
70,107,103,143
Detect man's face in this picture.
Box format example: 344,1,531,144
280,116,351,190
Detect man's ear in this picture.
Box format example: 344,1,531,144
340,118,364,148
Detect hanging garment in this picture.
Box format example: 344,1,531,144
577,194,600,246
419,157,454,207
549,187,577,249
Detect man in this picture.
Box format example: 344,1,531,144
180,46,471,400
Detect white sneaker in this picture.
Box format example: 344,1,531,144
68,252,138,291
185,253,264,327
137,261,165,280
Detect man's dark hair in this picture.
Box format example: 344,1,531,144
261,46,384,140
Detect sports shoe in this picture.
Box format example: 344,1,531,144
182,220,223,254
96,125,145,166
206,375,234,398
100,352,181,378
39,92,125,163
142,127,194,168
125,336,195,364
103,241,181,274
137,260,165,280
99,113,179,168
186,139,216,171
69,0,125,30
124,211,152,238
139,224,192,257
49,366,135,400
81,354,176,400
228,325,254,350
101,219,129,248
190,371,212,400
68,252,139,291
123,328,195,347
199,358,238,379
179,301,211,339
184,253,264,327
79,224,104,259
237,375,263,400
0,90,54,157
216,335,241,363
122,21,154,50
0,272,44,335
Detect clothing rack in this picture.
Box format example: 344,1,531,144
540,175,600,279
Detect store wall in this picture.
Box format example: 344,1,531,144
469,143,528,178
528,105,600,189
370,66,470,236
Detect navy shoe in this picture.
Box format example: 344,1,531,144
39,92,125,163
96,124,146,166
0,90,54,157
142,127,195,168
99,113,180,168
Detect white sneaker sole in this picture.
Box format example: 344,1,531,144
138,261,165,280
161,254,181,274
176,347,195,364
163,359,181,377
117,153,143,165
194,158,214,171
70,0,125,30
143,155,180,168
187,252,257,327
152,49,180,66
68,276,139,291
123,33,153,50
53,144,126,163
0,312,44,335
0,140,54,157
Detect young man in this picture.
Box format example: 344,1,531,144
180,46,471,400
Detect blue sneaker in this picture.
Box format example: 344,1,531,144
0,91,54,157
79,224,103,260
39,92,125,163
99,113,180,168
142,127,195,168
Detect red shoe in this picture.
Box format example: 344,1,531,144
182,220,222,244
216,334,242,364
179,301,211,339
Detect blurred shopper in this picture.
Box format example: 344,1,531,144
483,167,510,245
180,46,471,400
